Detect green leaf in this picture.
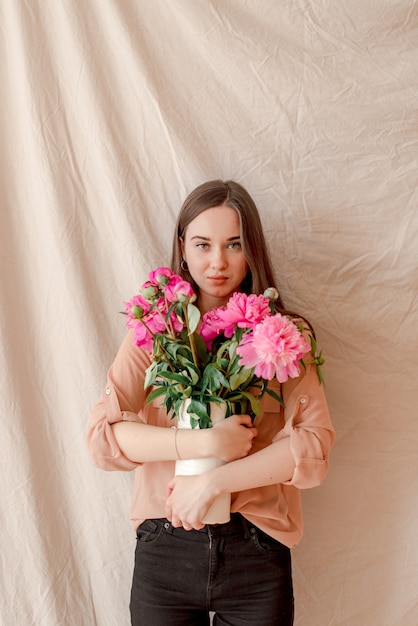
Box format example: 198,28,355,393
228,356,241,375
188,399,207,419
188,399,210,425
228,340,238,361
239,391,262,417
163,341,180,360
202,365,230,392
229,367,254,391
234,327,245,342
215,357,229,371
159,371,190,385
176,357,200,385
165,394,174,413
315,360,324,384
165,301,177,320
144,361,159,389
265,387,285,407
187,303,201,334
145,386,168,404
215,341,228,360
194,333,210,365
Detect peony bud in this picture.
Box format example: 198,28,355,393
130,305,144,319
155,274,170,286
141,284,159,300
263,287,279,301
149,267,174,286
166,279,196,304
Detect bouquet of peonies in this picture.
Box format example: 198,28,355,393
123,267,324,428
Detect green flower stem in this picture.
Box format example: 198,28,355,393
182,303,199,369
154,297,175,339
136,318,178,374
300,354,324,384
136,317,156,342
164,295,177,338
215,341,238,399
225,344,237,378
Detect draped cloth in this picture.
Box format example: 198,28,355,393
1,1,417,624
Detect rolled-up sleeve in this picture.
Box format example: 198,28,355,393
86,331,152,472
273,358,335,489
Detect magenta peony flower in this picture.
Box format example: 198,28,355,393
199,308,226,348
124,294,151,326
149,267,174,286
167,310,185,334
146,299,184,335
236,314,311,382
215,292,271,338
125,291,185,350
145,303,168,333
140,281,160,301
132,321,154,351
164,277,196,303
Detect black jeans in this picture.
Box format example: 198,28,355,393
130,513,294,625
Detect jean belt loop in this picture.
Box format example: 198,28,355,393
238,514,253,539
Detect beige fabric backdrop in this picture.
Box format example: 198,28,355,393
1,1,417,624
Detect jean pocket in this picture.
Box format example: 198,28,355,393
136,519,167,544
251,527,289,555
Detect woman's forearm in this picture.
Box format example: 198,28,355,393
111,414,256,464
111,421,213,463
209,438,295,494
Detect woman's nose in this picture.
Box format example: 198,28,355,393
210,248,227,270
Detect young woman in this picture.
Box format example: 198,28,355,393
87,180,335,625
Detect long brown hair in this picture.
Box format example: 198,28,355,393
170,179,311,327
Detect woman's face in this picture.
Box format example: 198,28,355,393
181,205,249,314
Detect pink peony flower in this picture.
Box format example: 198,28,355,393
236,314,311,382
145,299,184,335
132,321,154,351
200,307,226,348
164,277,196,303
126,291,185,351
149,267,174,286
215,292,271,338
167,310,185,334
123,301,152,350
140,281,160,301
124,294,152,327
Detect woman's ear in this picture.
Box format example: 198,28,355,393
179,237,185,258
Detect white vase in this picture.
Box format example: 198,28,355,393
175,399,231,524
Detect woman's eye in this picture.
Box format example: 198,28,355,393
228,242,242,250
196,242,208,249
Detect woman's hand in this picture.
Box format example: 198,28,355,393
166,472,215,530
209,414,257,462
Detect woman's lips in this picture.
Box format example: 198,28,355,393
207,276,227,284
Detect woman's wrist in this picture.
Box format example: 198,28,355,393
204,466,224,497
174,427,217,460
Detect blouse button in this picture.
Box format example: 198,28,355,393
105,388,111,395
300,397,306,404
